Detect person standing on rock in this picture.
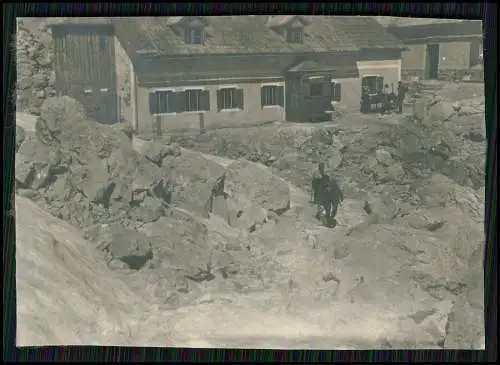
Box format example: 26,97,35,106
321,174,344,228
312,162,343,227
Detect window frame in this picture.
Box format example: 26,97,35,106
261,84,284,107
149,89,176,116
217,87,244,111
287,28,304,44
309,82,323,97
183,88,210,113
361,75,384,95
149,88,210,115
186,27,204,45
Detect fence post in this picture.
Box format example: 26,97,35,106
155,115,162,137
199,112,205,135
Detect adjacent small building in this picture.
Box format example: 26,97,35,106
50,16,406,133
386,20,483,81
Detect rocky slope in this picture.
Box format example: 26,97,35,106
15,93,485,348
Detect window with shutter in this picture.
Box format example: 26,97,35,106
149,90,176,115
171,92,185,113
277,85,284,107
261,85,285,107
216,89,224,111
184,89,206,112
217,88,244,110
149,92,159,115
235,88,244,109
200,90,210,111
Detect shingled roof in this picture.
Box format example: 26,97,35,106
112,16,404,58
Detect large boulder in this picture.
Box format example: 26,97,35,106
427,99,456,122
35,96,87,145
162,149,227,218
143,140,182,167
413,174,484,222
140,208,212,275
225,159,290,215
85,222,155,270
226,198,268,231
15,137,70,190
336,199,369,229
69,159,115,207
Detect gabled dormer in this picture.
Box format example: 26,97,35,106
267,15,311,44
168,16,209,45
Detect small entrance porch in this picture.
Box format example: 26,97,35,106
285,61,337,123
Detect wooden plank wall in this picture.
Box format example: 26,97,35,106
52,25,119,123
53,26,117,94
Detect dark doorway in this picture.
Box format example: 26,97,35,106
426,44,440,79
78,89,119,125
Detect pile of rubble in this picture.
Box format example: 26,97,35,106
16,22,57,115
15,96,293,306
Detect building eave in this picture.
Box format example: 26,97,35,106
401,34,484,44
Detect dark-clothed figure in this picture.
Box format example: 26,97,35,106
396,81,408,114
381,84,391,114
311,162,327,204
312,163,344,227
320,176,344,227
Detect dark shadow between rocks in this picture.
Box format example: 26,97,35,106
119,248,154,270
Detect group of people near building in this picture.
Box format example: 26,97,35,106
361,80,409,114
382,81,409,114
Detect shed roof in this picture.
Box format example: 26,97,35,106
375,17,467,28
111,16,404,58
387,20,483,42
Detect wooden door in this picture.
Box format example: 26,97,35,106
426,44,440,80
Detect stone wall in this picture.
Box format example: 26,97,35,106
16,23,57,115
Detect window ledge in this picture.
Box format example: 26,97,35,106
219,108,243,113
152,113,178,116
183,110,209,115
152,110,208,116
262,105,282,109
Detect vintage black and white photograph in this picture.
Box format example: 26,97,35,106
15,16,485,349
